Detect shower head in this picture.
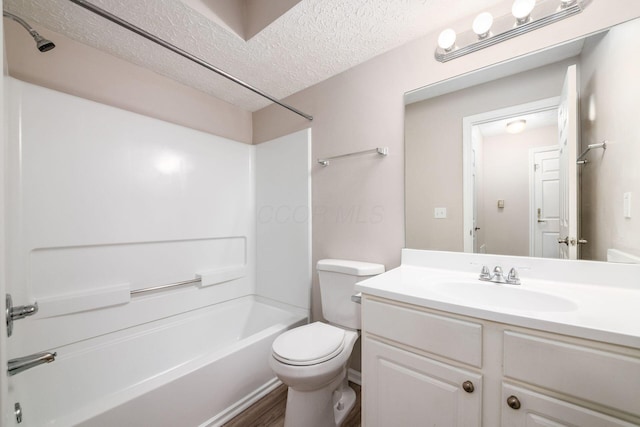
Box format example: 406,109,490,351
3,11,55,52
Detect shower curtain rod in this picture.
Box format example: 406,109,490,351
68,0,313,121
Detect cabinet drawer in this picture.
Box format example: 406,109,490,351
502,384,637,427
363,298,482,367
503,331,640,417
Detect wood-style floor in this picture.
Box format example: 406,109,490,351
223,382,361,427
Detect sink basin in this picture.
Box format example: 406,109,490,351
429,280,578,312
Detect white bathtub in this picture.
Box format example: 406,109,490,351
12,296,307,426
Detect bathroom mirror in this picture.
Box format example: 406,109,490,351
404,17,640,262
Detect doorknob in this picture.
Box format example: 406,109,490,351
6,294,39,337
557,237,569,245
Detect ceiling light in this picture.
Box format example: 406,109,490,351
437,29,457,51
473,12,494,39
506,119,527,134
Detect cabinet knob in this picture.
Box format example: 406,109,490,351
507,395,521,410
462,381,474,393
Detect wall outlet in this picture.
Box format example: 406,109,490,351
434,207,447,219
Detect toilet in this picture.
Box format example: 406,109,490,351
270,259,385,427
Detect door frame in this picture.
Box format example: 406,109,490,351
462,97,560,253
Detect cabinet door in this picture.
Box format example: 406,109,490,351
502,384,638,427
362,336,481,427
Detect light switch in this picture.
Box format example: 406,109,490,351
624,192,632,218
497,199,505,209
434,207,447,219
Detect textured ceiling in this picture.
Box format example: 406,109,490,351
4,0,505,112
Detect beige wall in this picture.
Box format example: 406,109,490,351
253,0,640,324
481,126,556,256
580,18,640,261
405,60,573,252
4,21,252,144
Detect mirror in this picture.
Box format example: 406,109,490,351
405,17,640,262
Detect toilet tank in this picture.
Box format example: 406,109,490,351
317,259,385,329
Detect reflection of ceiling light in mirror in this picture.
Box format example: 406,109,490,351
437,29,457,51
506,119,527,134
512,0,536,24
473,12,493,38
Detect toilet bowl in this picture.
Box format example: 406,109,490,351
270,259,385,427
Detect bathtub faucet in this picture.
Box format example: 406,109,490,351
8,351,57,376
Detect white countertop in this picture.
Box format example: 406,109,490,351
355,250,640,349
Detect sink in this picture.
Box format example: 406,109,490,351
429,280,578,312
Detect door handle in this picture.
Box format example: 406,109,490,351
558,237,569,245
6,294,39,337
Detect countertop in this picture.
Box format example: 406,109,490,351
355,250,640,349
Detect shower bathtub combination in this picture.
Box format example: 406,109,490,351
5,79,312,427
11,296,306,426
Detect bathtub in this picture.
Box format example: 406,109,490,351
11,296,307,426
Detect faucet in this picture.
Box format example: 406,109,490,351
479,266,521,285
8,352,56,376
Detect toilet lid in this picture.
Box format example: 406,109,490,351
272,322,345,366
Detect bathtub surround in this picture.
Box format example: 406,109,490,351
5,78,311,425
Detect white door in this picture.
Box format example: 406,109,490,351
531,147,560,258
557,65,579,260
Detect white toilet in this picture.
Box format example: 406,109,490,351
270,259,385,427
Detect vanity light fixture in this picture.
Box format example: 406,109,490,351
506,119,527,134
434,0,586,62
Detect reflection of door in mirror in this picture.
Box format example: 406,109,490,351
558,64,579,260
463,98,561,257
531,146,560,258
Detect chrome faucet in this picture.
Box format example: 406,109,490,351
8,352,56,376
479,266,521,285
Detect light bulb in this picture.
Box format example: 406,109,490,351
512,0,536,24
437,29,456,51
472,12,494,38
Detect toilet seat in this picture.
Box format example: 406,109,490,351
272,322,345,366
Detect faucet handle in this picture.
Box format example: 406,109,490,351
479,265,491,281
506,268,521,285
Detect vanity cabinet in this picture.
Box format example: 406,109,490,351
361,296,640,427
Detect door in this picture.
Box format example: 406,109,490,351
557,64,579,260
531,147,560,258
363,336,482,427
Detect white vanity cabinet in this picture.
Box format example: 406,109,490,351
361,295,640,427
362,298,483,426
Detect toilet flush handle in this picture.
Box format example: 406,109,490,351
350,293,362,304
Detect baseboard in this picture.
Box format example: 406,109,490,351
348,368,362,386
201,378,283,427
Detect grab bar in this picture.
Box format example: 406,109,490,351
130,278,201,296
130,266,247,296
